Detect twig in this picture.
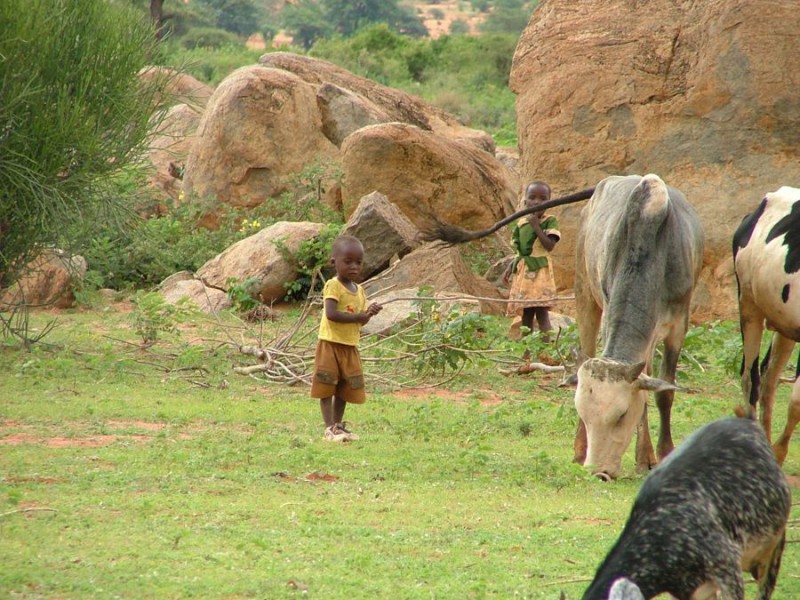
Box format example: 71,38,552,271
0,507,58,519
377,294,575,305
540,577,593,587
500,362,566,375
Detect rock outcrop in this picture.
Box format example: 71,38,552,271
1,249,86,309
259,52,496,152
340,191,420,280
341,123,519,231
146,103,202,209
182,66,339,213
511,0,800,320
362,243,506,315
196,221,326,304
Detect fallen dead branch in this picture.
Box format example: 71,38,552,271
0,507,58,519
227,290,569,389
500,362,565,375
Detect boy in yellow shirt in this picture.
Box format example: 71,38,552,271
311,235,382,442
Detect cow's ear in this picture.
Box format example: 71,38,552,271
636,375,678,392
624,361,647,383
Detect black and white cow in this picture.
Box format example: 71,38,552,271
733,185,800,464
583,417,791,600
573,174,704,479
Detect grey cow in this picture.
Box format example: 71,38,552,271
572,174,704,479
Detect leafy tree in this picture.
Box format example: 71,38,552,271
195,0,263,37
480,0,539,36
281,0,333,50
323,0,424,37
0,0,172,291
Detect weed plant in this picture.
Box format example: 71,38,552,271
1,305,799,599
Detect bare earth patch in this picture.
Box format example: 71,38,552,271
0,419,193,448
393,387,503,406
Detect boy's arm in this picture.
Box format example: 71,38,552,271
529,216,559,252
325,298,370,324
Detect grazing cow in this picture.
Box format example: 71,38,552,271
733,186,800,464
582,417,791,600
572,174,704,479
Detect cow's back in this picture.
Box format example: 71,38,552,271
734,186,800,338
576,174,703,360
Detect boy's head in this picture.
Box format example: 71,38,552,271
330,235,365,282
524,181,551,210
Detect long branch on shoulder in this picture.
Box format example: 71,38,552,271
419,187,595,246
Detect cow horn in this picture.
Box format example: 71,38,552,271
636,374,679,392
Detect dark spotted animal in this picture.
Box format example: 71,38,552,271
583,417,791,600
733,186,800,463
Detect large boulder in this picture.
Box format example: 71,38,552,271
341,123,519,231
258,52,496,152
1,249,86,309
182,66,339,213
341,191,420,280
138,67,213,111
159,271,231,313
196,221,326,304
361,287,483,337
316,82,392,148
511,0,800,320
145,103,202,209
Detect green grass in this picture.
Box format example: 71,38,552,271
2,303,800,599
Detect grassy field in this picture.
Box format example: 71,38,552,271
2,299,799,599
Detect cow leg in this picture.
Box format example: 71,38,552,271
573,419,587,465
573,270,601,466
635,392,657,473
760,334,795,442
774,375,800,465
740,306,765,416
653,323,687,461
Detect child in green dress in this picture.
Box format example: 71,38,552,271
503,181,561,341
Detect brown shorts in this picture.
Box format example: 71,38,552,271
309,339,366,404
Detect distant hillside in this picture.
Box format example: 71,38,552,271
413,0,488,38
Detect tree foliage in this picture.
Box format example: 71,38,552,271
0,0,173,287
194,0,263,37
311,26,519,135
479,0,539,35
281,0,426,50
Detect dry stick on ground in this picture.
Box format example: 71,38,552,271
0,507,58,519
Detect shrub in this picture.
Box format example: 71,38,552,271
180,26,242,49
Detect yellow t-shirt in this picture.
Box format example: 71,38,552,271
318,277,367,346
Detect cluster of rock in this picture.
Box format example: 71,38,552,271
8,0,799,325
141,51,522,321
511,0,800,321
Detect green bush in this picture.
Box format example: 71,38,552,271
78,160,344,292
180,26,243,49
165,43,264,85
